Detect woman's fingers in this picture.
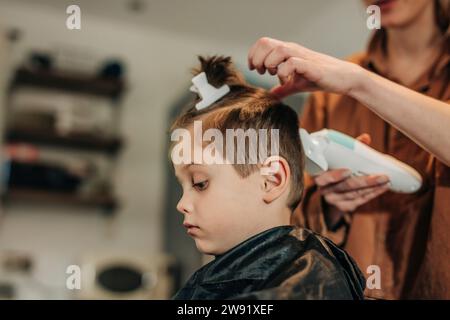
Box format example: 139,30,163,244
248,37,309,75
335,185,390,212
276,57,309,84
263,44,304,72
323,184,389,203
316,171,391,212
269,56,323,97
356,133,372,145
268,67,278,75
320,174,389,194
325,185,390,212
314,169,352,188
249,37,364,97
248,37,279,74
270,76,319,97
353,185,389,204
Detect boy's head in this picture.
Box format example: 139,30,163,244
170,56,304,255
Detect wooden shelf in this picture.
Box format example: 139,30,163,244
10,67,125,100
5,127,123,155
2,65,125,216
2,188,118,213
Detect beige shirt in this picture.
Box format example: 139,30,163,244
293,28,450,299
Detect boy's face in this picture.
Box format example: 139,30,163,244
174,161,266,256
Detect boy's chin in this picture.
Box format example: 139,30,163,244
194,239,224,256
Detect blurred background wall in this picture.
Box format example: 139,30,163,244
0,0,370,299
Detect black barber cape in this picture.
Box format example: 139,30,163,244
173,226,365,300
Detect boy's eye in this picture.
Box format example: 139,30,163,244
193,180,208,191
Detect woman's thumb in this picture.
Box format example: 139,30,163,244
356,133,372,145
270,83,298,99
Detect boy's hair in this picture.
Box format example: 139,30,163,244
170,56,304,211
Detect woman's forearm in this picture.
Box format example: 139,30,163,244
349,66,450,166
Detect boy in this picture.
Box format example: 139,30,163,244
169,56,365,299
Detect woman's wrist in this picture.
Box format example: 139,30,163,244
347,63,371,99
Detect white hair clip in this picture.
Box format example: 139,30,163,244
190,72,230,110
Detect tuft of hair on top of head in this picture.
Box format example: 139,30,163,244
185,55,276,116
192,55,246,89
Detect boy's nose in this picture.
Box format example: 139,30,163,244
176,195,193,215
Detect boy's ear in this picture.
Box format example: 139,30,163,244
260,156,291,204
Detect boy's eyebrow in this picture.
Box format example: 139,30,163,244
174,162,206,175
183,163,194,169
182,163,206,170
174,163,196,182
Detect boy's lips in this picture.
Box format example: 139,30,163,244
183,222,200,235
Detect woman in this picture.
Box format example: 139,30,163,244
248,0,449,299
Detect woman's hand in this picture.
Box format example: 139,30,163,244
317,169,390,213
249,37,450,166
248,37,363,98
313,134,390,213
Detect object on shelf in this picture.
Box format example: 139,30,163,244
5,128,123,154
3,143,39,163
1,145,118,212
29,52,53,70
2,188,117,212
1,252,33,274
0,282,15,299
10,67,125,99
99,60,125,79
8,87,116,137
4,160,83,192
